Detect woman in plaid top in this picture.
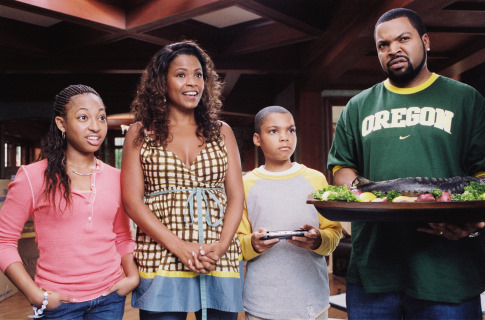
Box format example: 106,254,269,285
121,41,244,320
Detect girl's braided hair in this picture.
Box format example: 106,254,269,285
41,84,101,208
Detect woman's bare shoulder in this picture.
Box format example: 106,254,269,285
218,120,233,135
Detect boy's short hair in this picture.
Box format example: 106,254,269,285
254,106,292,134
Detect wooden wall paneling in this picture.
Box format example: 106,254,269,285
296,91,323,172
323,97,334,185
0,124,4,179
322,96,352,185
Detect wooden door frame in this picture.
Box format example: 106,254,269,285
322,95,354,185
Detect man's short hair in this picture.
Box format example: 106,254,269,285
375,8,427,37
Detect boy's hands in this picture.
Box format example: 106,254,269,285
287,224,322,250
251,225,322,253
251,228,280,253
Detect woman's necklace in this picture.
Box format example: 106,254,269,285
68,158,97,177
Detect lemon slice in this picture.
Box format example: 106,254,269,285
392,196,415,202
322,191,336,201
359,192,377,202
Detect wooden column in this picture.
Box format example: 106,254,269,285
242,140,256,172
0,124,4,179
323,98,334,184
295,91,324,173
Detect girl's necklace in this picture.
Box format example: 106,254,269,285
69,158,97,176
71,169,93,176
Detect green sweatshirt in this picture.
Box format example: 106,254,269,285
328,74,485,303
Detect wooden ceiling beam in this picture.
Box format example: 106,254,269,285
234,0,323,35
300,0,412,69
409,0,485,78
126,0,230,31
440,47,485,78
0,1,127,55
0,18,47,55
427,26,485,36
216,48,300,73
222,22,315,56
125,32,172,46
49,28,171,53
298,0,415,91
221,72,240,97
296,0,475,92
4,0,126,30
406,0,462,15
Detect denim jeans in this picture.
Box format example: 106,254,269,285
41,291,126,320
346,282,482,320
245,309,328,320
139,308,239,320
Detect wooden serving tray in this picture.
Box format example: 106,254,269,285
307,194,485,222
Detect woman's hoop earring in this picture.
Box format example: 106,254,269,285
62,131,65,139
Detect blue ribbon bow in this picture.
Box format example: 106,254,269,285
146,187,224,320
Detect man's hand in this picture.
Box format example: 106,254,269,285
417,221,485,240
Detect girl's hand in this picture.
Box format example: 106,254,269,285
287,224,322,250
35,291,76,310
103,275,140,297
5,263,76,311
251,228,280,254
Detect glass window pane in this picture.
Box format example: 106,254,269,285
16,146,21,167
114,137,125,147
115,148,123,169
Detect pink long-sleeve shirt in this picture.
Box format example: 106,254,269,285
0,159,134,301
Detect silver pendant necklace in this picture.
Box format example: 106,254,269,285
69,158,97,176
71,169,93,176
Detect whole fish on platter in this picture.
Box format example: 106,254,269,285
351,176,485,197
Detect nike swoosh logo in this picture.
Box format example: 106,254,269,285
399,135,411,140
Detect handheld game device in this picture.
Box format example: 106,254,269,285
260,229,309,240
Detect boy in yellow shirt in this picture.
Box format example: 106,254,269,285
237,106,342,320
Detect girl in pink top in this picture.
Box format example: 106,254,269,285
0,84,139,319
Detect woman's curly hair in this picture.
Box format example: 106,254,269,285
41,84,102,208
131,40,223,146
